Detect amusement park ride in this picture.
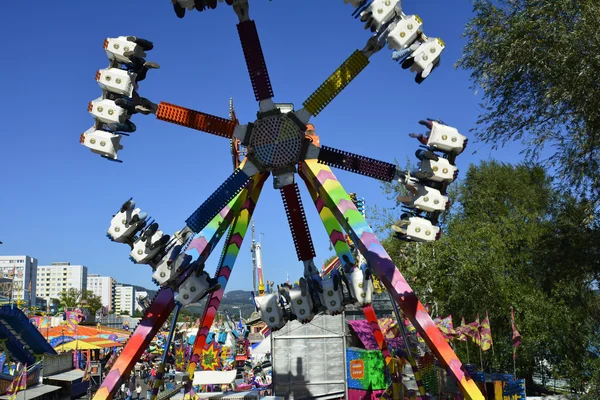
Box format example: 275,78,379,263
250,221,265,297
80,0,479,399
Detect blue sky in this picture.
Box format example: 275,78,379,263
0,1,524,293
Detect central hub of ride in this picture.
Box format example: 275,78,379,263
248,114,305,170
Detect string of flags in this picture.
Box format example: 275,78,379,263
404,309,522,352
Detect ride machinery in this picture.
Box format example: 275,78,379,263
81,1,481,399
250,221,265,297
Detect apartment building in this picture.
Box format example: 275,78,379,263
87,274,116,312
0,256,38,306
114,284,135,315
36,262,87,303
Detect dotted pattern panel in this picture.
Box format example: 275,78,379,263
251,116,303,168
280,183,316,261
237,20,274,102
317,145,396,182
303,50,369,116
185,169,251,233
156,102,236,138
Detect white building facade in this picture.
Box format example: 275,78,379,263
87,275,116,312
0,256,38,306
114,285,135,315
134,291,148,312
36,262,88,304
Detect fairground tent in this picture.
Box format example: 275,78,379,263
54,338,122,351
250,338,270,357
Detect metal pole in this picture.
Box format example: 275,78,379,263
251,220,257,295
388,292,427,400
466,341,470,364
388,292,412,363
150,303,181,400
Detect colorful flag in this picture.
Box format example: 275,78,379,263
480,312,493,351
73,350,80,370
511,307,521,359
7,364,27,400
456,317,468,341
433,315,457,341
463,315,481,346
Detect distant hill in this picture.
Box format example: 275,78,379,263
183,290,256,318
116,285,256,318
220,290,256,318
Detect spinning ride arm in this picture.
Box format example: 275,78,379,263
301,160,483,400
93,288,176,400
300,171,394,363
155,102,237,139
187,173,268,375
296,35,384,123
94,174,263,400
315,145,399,182
233,1,275,108
184,160,260,234
280,183,316,263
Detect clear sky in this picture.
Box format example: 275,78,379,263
0,1,523,294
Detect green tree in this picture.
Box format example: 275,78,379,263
58,288,80,308
380,161,600,394
80,290,103,315
457,0,600,204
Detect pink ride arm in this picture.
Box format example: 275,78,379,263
300,170,394,362
187,173,268,375
93,288,175,400
301,160,484,400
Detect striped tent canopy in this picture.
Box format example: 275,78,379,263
54,337,123,351
41,325,130,340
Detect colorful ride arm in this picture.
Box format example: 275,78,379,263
155,102,238,139
187,172,268,375
300,169,393,363
93,288,176,400
233,1,275,111
301,159,484,400
184,160,260,234
309,144,400,182
296,34,385,123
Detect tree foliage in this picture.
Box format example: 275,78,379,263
457,0,600,204
80,290,103,315
379,161,600,393
58,288,80,309
58,288,103,315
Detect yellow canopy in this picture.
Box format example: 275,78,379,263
54,338,122,351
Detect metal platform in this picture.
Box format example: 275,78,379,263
0,384,62,400
0,305,56,364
